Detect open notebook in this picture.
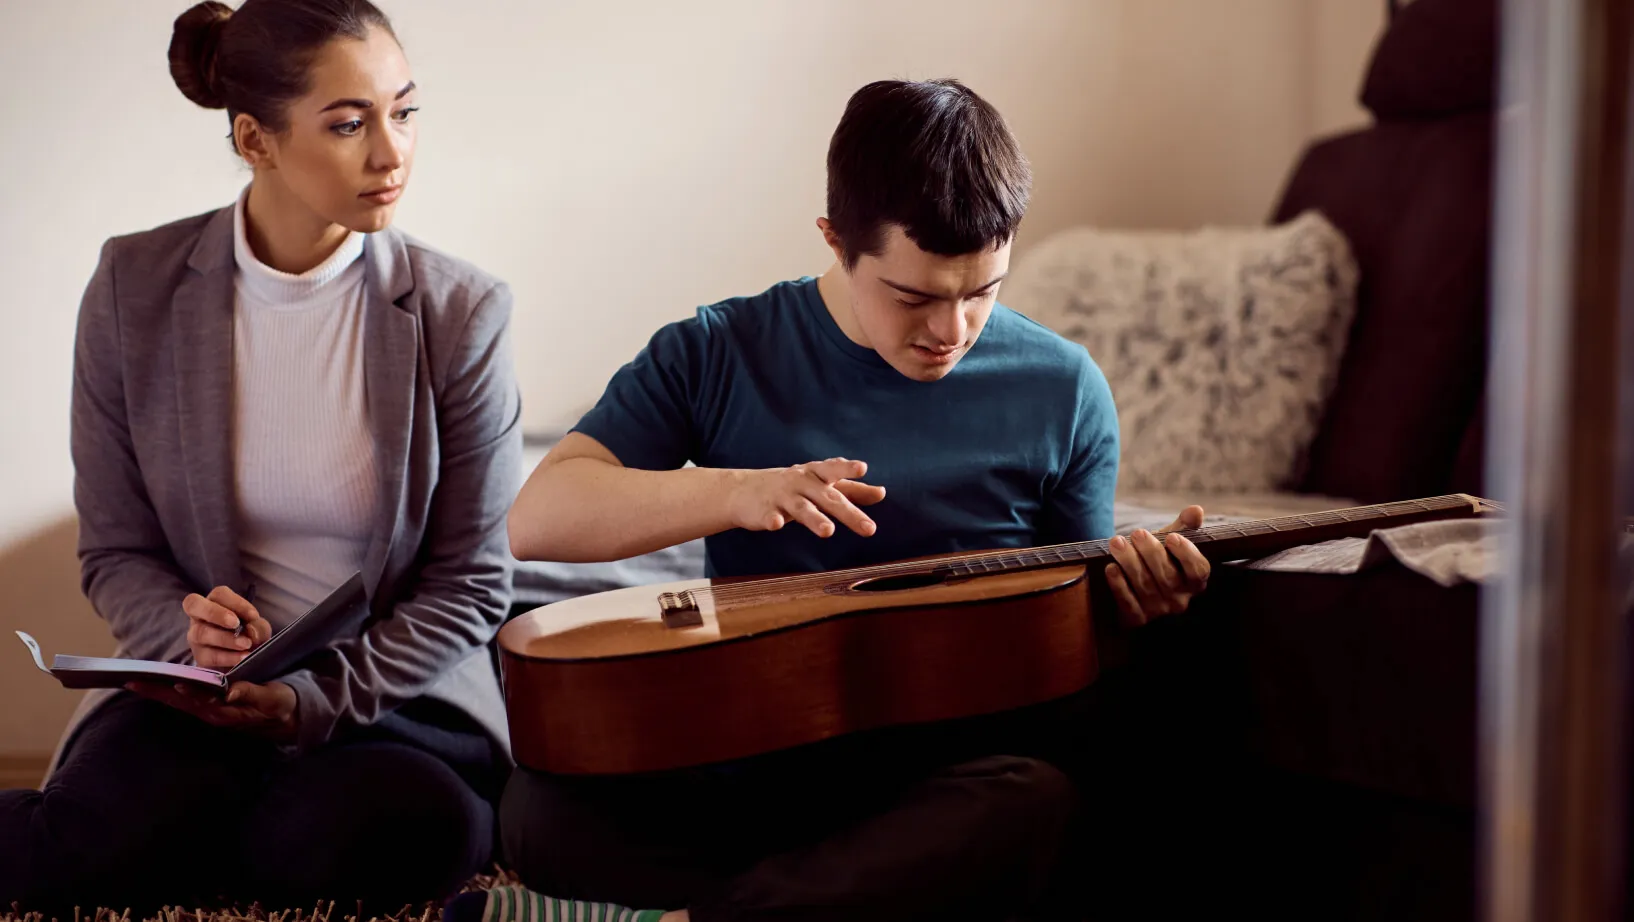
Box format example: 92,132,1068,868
16,573,368,692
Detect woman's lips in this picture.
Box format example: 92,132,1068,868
361,185,402,205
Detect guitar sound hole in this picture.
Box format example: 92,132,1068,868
849,572,948,592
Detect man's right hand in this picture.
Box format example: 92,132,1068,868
183,586,272,670
727,458,886,538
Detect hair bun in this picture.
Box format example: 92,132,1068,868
169,1,234,109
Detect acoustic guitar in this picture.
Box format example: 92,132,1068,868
498,493,1503,775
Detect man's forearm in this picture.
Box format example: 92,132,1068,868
508,458,743,562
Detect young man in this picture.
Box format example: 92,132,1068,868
481,79,1209,922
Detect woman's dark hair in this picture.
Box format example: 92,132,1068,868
825,78,1032,268
168,0,396,150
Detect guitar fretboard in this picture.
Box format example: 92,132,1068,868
938,494,1479,578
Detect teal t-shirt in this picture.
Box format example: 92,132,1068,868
572,277,1120,578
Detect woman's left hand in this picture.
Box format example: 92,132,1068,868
127,679,299,744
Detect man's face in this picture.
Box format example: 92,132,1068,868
844,225,1012,382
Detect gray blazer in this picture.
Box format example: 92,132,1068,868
58,204,521,771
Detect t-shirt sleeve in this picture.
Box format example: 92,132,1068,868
570,311,716,471
1041,356,1119,543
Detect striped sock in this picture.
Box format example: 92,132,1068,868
476,884,668,922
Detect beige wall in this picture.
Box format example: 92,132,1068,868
0,0,1384,759
1307,0,1391,137
0,519,100,762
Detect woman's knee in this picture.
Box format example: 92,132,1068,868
245,743,494,903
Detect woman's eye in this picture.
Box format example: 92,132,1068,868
332,119,364,136
392,106,420,123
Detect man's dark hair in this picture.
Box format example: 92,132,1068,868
825,78,1032,268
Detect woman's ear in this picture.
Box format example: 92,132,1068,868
233,113,276,171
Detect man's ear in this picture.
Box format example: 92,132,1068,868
816,217,848,267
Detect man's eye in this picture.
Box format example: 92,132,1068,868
896,299,928,308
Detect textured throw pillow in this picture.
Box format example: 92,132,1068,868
1003,210,1359,494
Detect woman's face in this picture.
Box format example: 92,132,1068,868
248,25,418,233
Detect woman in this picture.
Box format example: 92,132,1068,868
0,0,521,912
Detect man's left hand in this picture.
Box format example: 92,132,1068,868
1106,505,1211,626
127,679,299,744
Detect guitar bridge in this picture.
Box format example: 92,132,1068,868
658,589,704,629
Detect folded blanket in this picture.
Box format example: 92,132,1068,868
1246,518,1634,588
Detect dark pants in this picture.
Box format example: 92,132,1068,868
0,692,505,915
500,697,1088,922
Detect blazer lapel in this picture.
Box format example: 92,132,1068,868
359,229,419,599
172,206,246,592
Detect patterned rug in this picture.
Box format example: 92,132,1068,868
1,868,518,922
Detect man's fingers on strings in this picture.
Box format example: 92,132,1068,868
1132,529,1182,592
1167,532,1212,589
1109,535,1158,599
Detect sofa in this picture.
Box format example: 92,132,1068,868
1075,2,1498,918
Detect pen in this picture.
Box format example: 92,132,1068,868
232,581,256,639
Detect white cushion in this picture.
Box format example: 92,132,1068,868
1004,210,1359,494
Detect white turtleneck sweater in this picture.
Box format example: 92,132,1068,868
231,188,378,631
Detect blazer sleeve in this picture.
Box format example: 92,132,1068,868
71,239,197,664
279,281,522,752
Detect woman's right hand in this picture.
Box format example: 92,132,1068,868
727,458,887,538
183,586,272,670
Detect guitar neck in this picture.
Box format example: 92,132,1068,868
932,494,1491,579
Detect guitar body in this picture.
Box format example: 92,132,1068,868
500,493,1504,776
499,564,1094,775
